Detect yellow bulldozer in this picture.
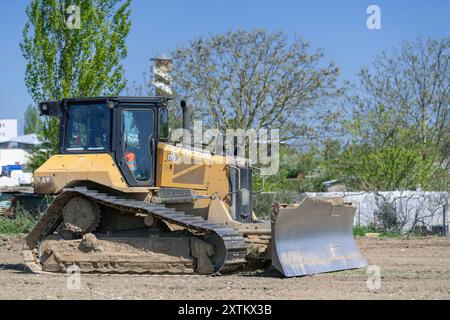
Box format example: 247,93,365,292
23,97,367,277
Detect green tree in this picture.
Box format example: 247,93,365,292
326,144,435,190
21,0,132,170
336,36,449,191
171,30,343,143
253,144,329,193
24,104,42,134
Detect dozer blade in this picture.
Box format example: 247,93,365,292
271,197,367,277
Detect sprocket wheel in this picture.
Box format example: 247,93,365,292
62,197,101,235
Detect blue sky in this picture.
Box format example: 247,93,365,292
0,0,449,134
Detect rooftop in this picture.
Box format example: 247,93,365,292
0,133,40,146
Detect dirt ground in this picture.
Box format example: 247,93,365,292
0,235,449,300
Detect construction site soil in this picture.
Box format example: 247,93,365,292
0,235,448,299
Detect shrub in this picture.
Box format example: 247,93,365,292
0,210,36,234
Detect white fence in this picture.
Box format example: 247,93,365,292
305,191,449,233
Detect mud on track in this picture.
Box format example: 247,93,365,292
0,235,449,300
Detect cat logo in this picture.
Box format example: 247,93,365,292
35,176,52,184
167,153,178,161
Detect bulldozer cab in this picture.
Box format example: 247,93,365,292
39,97,169,187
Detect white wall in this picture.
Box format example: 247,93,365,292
0,119,18,139
0,148,30,167
305,191,449,232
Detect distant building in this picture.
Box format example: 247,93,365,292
0,120,41,178
0,149,30,169
0,133,40,151
0,128,41,171
0,119,18,139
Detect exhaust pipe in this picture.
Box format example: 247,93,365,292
180,100,190,132
180,100,190,147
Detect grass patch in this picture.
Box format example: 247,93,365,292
379,230,403,238
353,225,402,238
0,211,36,235
353,225,376,236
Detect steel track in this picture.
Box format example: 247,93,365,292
23,187,247,274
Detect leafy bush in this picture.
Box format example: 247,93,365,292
0,211,36,235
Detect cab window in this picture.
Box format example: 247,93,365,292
65,104,110,152
122,109,155,182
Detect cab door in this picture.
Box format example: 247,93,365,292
115,105,157,187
